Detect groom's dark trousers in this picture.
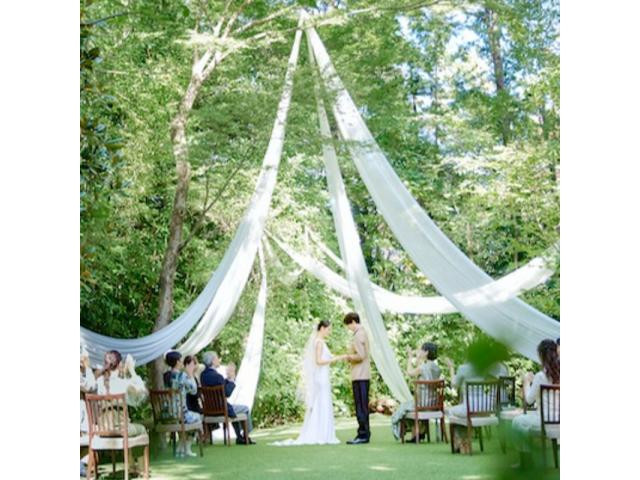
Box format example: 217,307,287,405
352,380,370,440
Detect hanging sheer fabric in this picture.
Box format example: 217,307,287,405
228,245,267,409
180,24,303,355
307,34,411,402
306,228,345,270
80,20,304,366
269,232,555,315
306,24,559,362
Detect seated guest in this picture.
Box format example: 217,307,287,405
200,351,255,445
164,351,202,457
511,339,560,468
80,346,96,478
391,342,442,441
96,350,148,407
80,346,96,432
83,350,148,475
184,356,202,415
444,357,508,417
444,355,508,453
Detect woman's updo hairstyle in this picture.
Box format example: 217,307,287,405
165,350,182,368
421,342,438,360
317,320,331,331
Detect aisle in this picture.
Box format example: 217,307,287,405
146,414,560,480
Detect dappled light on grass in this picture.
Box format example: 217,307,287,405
370,465,395,471
141,417,558,480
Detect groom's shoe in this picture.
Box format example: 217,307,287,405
346,437,369,445
236,436,257,445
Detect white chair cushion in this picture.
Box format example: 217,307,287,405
90,433,149,450
403,411,444,420
449,415,499,427
543,424,560,439
155,421,203,433
204,413,248,423
80,435,89,447
499,408,524,420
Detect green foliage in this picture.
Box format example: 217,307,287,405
80,1,559,426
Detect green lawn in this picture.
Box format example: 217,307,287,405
102,415,560,480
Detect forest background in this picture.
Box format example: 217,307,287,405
80,0,559,427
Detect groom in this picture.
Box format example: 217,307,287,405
343,312,371,444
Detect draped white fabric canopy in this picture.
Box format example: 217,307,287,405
80,20,559,407
270,233,555,315
179,26,303,356
306,24,559,362
80,23,304,366
307,34,412,402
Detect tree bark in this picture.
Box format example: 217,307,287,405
146,5,292,387
484,6,510,146
432,62,441,150
149,74,203,388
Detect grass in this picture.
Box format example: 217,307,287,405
98,414,560,480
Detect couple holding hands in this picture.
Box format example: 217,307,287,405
273,312,371,446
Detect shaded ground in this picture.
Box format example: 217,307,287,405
95,414,560,480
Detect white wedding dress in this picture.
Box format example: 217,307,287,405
272,338,340,446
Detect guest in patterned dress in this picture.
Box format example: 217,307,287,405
164,351,202,457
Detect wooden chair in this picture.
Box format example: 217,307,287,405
200,386,250,446
84,393,149,480
539,384,560,468
448,380,500,455
497,376,524,452
149,389,204,457
400,380,447,444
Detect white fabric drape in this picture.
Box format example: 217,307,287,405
228,245,267,409
306,228,345,270
307,25,559,362
169,23,303,356
80,22,304,365
270,233,555,315
307,33,412,402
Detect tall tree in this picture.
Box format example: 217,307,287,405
151,0,298,388
480,2,511,145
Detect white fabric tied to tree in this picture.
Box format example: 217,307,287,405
80,22,304,366
269,233,555,315
307,25,559,362
307,33,412,402
228,244,267,409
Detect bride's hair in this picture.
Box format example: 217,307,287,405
317,320,331,331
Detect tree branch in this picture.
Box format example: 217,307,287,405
346,0,446,17
222,0,253,39
232,5,296,36
179,158,248,251
81,11,129,27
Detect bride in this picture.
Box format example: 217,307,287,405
272,320,345,445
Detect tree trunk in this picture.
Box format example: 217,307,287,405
149,74,203,388
432,62,441,150
484,7,510,146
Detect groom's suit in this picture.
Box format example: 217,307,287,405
348,324,371,440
